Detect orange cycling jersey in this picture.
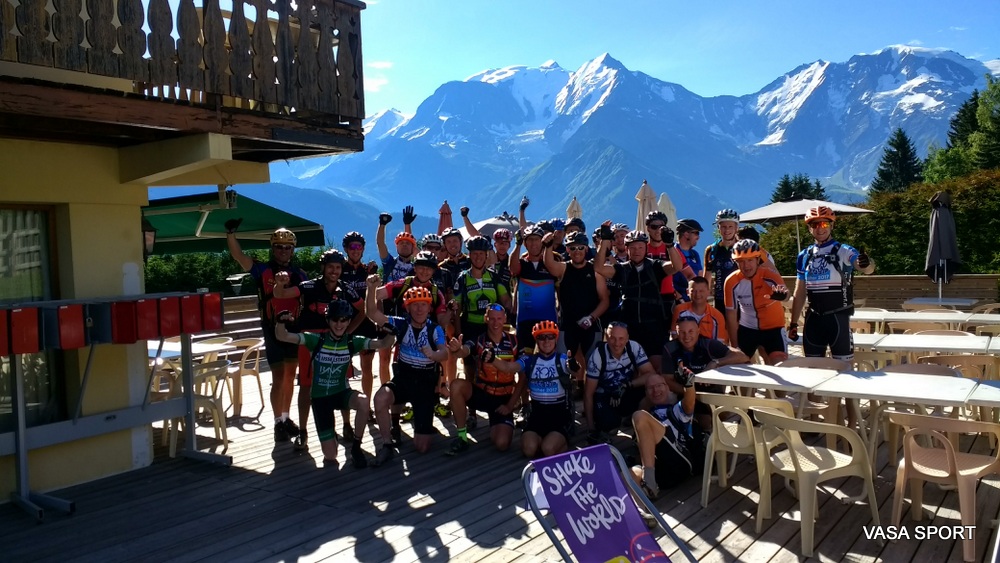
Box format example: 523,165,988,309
723,268,786,330
671,302,729,342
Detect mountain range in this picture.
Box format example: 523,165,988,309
154,45,999,247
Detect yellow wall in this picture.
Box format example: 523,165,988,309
0,139,153,498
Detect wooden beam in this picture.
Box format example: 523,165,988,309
119,133,234,185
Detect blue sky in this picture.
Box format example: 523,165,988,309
360,0,999,116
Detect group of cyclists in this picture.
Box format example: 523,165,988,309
224,197,873,492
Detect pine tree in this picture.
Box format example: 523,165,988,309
947,90,980,149
770,173,827,202
869,128,923,195
971,76,1000,170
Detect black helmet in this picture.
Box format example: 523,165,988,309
440,227,462,241
624,230,649,244
342,231,365,247
676,218,704,234
535,220,554,234
466,235,492,252
566,217,586,232
414,250,439,269
645,210,668,226
523,225,545,239
737,226,761,242
325,299,355,321
592,227,602,240
320,249,345,265
564,231,589,247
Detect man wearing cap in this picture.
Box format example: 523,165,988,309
673,219,704,302
790,206,874,362
226,222,307,443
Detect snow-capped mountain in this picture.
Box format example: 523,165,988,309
267,45,998,232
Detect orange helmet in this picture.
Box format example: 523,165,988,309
395,232,416,245
731,239,762,260
804,206,836,225
270,228,296,246
402,286,433,307
531,320,560,338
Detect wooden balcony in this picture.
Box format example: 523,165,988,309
0,0,366,162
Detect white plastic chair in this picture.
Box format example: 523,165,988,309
226,337,265,418
890,412,1000,562
170,360,231,455
699,393,794,508
753,408,879,557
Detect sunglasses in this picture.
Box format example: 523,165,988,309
272,244,294,251
647,223,665,229
424,245,442,251
567,245,587,252
808,221,831,229
535,334,556,341
347,243,364,251
486,303,506,313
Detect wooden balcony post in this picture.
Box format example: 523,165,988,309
51,0,87,71
15,0,54,66
86,0,118,77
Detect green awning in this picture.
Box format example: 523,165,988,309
142,190,325,255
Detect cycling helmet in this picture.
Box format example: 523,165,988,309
466,235,492,253
270,228,296,246
402,286,433,307
523,225,545,239
731,239,762,260
645,210,668,226
531,320,560,337
421,233,443,248
737,226,760,242
549,218,566,231
564,231,589,247
395,232,416,245
535,220,554,234
715,209,740,224
566,217,586,232
676,218,704,233
612,222,630,234
592,227,603,240
320,249,345,265
492,228,512,242
624,230,649,245
805,205,836,225
325,299,355,321
342,231,365,247
413,250,439,269
440,227,462,241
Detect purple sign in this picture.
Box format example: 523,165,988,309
531,445,670,562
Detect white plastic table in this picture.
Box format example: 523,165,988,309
852,333,885,349
872,334,990,354
695,364,839,394
147,340,235,359
967,380,1000,408
852,310,972,329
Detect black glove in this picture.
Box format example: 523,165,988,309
379,323,397,337
460,206,470,218
402,205,417,225
567,357,581,372
770,287,789,301
675,362,695,388
379,212,392,225
609,385,628,408
856,249,871,269
224,218,243,234
366,261,379,275
662,226,675,245
480,347,496,364
275,310,293,325
519,196,530,211
514,229,524,246
600,223,613,240
787,323,799,341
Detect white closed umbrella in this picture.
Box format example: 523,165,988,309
566,197,583,220
635,180,657,231
657,192,677,231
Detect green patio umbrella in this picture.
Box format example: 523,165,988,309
142,189,325,255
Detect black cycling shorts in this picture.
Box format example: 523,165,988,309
311,390,358,442
467,386,515,427
385,363,439,435
803,310,854,360
736,325,786,359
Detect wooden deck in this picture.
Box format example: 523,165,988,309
3,364,1000,562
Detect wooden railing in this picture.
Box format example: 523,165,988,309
781,274,1000,310
0,0,365,125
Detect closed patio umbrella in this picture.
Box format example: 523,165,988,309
566,197,583,220
657,192,677,232
634,180,657,231
437,200,454,235
925,191,961,300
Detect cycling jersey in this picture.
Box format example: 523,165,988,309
647,241,683,295
558,262,601,324
517,352,569,404
673,245,702,301
384,276,447,317
296,278,361,331
381,254,414,284
340,261,371,300
723,268,786,330
299,332,370,397
465,332,519,396
671,302,728,341
705,241,737,305
249,260,307,323
453,269,508,325
612,259,670,325
387,316,445,368
515,257,557,322
796,239,859,315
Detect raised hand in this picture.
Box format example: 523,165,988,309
224,218,243,234
675,361,695,388
770,285,789,301
856,248,871,269
661,226,675,245
460,206,470,218
402,205,417,225
519,196,530,211
379,212,393,225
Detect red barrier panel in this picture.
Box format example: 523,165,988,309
180,294,204,334
158,297,181,338
10,307,41,354
111,301,138,344
0,309,9,356
202,292,224,332
57,304,87,349
135,299,159,340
